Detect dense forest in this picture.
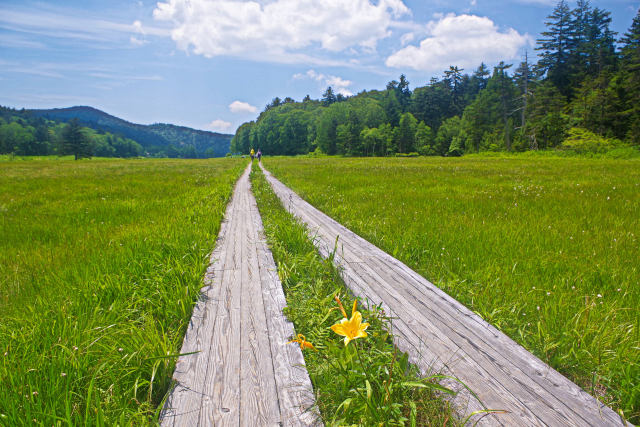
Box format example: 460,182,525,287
231,1,640,157
0,106,232,158
0,107,144,158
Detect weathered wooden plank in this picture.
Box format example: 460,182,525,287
261,163,626,427
343,261,504,425
373,254,619,425
249,182,320,426
202,188,246,425
160,170,240,426
239,194,282,425
162,163,321,426
348,261,538,425
190,194,242,425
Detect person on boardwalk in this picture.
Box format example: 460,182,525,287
250,148,255,161
257,149,262,162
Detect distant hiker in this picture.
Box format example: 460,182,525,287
250,148,255,160
257,149,262,162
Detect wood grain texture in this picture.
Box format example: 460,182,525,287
160,163,320,426
261,163,626,427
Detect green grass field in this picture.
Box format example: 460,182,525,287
264,156,640,422
0,158,245,423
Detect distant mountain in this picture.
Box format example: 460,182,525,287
30,106,232,157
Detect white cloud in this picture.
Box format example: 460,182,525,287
293,69,353,96
229,100,257,114
0,34,46,49
133,20,145,34
0,8,168,44
153,0,410,63
208,119,232,132
89,72,163,81
130,36,148,46
400,32,415,46
386,14,531,72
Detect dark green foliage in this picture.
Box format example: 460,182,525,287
526,81,570,149
414,121,434,155
62,119,93,160
617,10,640,145
230,121,255,154
30,106,231,158
443,66,465,116
322,87,337,106
435,116,463,156
0,106,150,158
537,0,573,93
0,106,229,158
409,80,454,131
397,112,417,154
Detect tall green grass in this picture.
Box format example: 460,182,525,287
264,156,640,422
0,158,245,423
251,166,458,425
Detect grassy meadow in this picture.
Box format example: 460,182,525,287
264,155,640,422
0,157,245,423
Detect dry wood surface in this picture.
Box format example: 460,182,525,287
260,163,626,427
160,163,319,426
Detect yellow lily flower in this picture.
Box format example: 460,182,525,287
288,334,316,351
331,299,369,346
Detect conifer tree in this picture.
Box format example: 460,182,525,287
322,87,337,106
618,9,640,144
537,0,572,95
470,63,491,94
444,66,465,115
490,62,517,150
62,119,92,160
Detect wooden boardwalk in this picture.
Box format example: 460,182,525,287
160,163,318,426
261,164,625,426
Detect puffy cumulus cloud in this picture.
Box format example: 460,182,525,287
386,14,531,72
293,69,353,96
229,100,257,114
153,0,409,62
208,119,232,132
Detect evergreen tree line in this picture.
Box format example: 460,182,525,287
231,1,640,157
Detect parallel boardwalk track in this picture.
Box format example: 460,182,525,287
260,163,626,426
160,164,319,426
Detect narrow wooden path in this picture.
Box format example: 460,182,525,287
260,164,625,426
160,163,318,426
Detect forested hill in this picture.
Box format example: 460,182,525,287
232,2,640,158
30,106,232,158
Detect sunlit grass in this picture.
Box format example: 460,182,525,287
264,155,640,422
0,158,245,423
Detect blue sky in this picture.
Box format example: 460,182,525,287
1,0,638,133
